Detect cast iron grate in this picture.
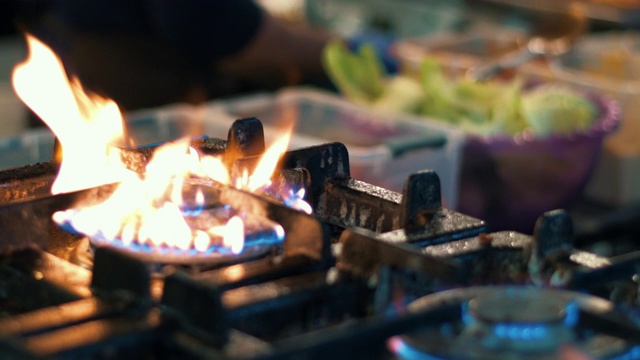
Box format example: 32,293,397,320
0,118,638,359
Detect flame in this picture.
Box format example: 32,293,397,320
12,33,307,256
12,34,128,194
238,130,292,192
51,137,252,254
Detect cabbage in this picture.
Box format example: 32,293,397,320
521,85,598,136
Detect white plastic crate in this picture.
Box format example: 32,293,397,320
0,104,234,171
213,87,465,208
125,103,236,146
0,128,55,170
2,89,463,208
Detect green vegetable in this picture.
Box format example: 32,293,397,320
371,75,424,114
417,59,527,136
322,40,426,113
418,58,458,122
521,85,598,136
490,77,526,136
321,40,386,105
321,40,599,137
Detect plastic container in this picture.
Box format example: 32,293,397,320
214,87,465,208
0,104,234,170
394,29,528,77
393,29,556,82
393,31,621,232
125,104,236,146
215,87,618,233
458,92,619,233
549,32,640,205
0,128,55,170
0,104,236,172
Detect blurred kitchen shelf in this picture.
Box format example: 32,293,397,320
474,0,640,27
304,0,466,38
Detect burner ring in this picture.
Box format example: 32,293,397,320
89,237,276,265
390,286,637,360
467,287,571,325
56,204,286,266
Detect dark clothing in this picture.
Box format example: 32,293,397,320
14,0,266,110
44,0,263,62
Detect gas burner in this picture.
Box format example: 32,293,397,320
87,240,278,266
57,205,285,266
389,286,640,360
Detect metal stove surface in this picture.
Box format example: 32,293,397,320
0,118,639,360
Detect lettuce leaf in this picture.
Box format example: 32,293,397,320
521,85,598,136
321,40,386,105
321,40,599,137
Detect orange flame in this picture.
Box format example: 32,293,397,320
12,33,304,255
12,34,128,195
239,131,292,192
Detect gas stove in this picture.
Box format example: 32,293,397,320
0,117,639,360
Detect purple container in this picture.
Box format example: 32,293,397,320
457,93,620,234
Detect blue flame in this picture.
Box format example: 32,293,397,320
493,323,548,340
264,183,312,214
388,337,444,360
181,203,205,217
563,301,579,327
461,301,474,326
87,223,285,256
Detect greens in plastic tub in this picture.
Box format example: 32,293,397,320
459,94,618,233
323,41,600,138
323,40,619,233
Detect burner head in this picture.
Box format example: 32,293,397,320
463,288,577,352
390,286,639,360
56,201,286,266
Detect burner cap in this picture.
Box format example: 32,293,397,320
90,238,275,265
467,287,574,325
389,286,638,360
57,205,285,266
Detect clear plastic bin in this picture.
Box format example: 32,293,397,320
0,105,235,171
393,29,528,77
125,104,236,146
213,87,465,208
2,89,464,208
0,128,55,170
392,29,557,83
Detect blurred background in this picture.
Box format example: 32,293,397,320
0,0,26,138
4,0,640,137
3,0,640,239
